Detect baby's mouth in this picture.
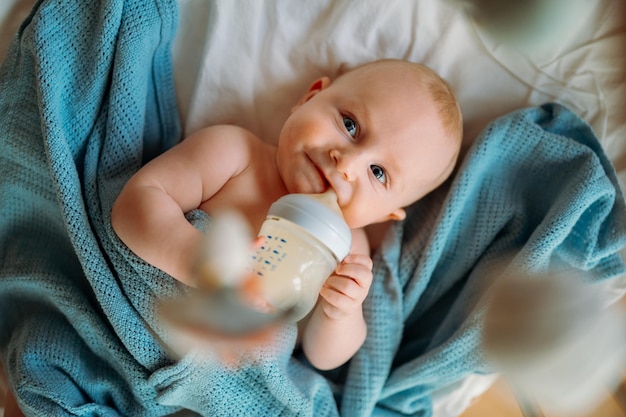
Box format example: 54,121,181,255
314,166,331,191
306,153,330,193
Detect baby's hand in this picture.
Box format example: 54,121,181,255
318,254,373,320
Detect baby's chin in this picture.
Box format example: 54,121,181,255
339,211,367,230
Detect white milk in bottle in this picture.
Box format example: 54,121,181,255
251,189,351,321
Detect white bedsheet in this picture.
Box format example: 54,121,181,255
174,0,626,186
1,0,625,416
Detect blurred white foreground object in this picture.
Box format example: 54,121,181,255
193,210,252,289
484,268,626,416
159,210,290,347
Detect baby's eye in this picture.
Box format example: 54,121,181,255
343,116,358,138
370,165,387,184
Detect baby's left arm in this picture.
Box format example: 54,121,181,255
300,228,372,370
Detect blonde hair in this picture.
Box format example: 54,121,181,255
414,63,463,145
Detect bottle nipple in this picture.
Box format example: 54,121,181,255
306,188,343,218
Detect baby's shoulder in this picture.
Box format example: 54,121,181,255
192,124,261,147
185,124,268,163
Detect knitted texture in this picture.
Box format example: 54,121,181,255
0,0,183,415
0,1,625,416
0,1,336,416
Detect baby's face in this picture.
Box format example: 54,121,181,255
277,61,459,228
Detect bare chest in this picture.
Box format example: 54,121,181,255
199,158,287,232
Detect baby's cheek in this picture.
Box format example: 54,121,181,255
342,206,372,230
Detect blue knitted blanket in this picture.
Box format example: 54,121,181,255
1,1,625,416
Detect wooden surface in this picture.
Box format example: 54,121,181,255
460,377,626,417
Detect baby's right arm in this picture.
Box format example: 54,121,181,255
111,125,254,286
300,227,373,370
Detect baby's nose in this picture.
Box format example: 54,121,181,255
330,149,356,181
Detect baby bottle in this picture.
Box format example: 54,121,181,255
251,189,352,321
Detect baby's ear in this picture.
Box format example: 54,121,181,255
292,76,330,111
375,208,406,223
387,208,406,222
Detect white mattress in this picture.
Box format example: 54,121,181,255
1,0,625,416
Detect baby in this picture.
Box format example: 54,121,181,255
111,59,462,370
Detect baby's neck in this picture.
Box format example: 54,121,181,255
365,221,393,253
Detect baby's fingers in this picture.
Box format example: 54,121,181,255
323,275,361,300
335,256,373,288
342,254,373,270
319,284,358,316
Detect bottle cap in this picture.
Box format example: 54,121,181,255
267,191,352,260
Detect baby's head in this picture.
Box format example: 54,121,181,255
277,59,462,228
